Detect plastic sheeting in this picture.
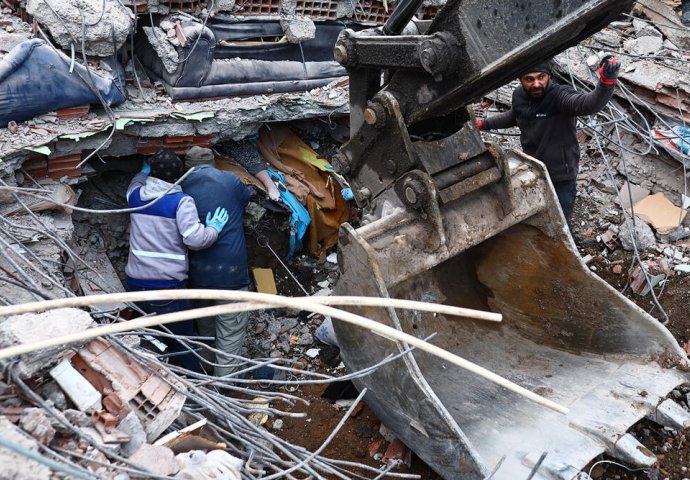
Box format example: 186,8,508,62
259,125,350,255
0,39,125,127
267,168,310,257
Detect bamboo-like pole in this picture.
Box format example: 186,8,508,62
0,290,568,414
0,290,502,322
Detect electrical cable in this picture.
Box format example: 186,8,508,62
0,166,196,214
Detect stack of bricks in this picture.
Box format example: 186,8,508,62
22,153,82,180
134,134,213,156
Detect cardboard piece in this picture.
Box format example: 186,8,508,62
616,181,649,210
630,192,687,234
252,268,278,295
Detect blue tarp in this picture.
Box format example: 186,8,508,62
672,126,690,155
267,168,310,257
0,39,125,127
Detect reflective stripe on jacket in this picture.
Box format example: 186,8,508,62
125,173,218,286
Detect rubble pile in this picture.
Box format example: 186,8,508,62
1,0,690,477
555,1,690,296
0,298,411,478
25,0,135,56
481,2,690,304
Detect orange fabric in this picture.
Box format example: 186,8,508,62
258,124,349,255
258,126,326,204
306,179,350,255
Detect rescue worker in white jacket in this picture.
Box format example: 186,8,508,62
125,150,228,372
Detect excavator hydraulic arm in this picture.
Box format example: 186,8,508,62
331,1,690,479
333,0,633,211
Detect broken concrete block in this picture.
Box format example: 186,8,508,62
64,409,91,428
19,408,56,445
335,0,357,19
280,0,298,15
280,15,316,43
662,39,679,51
130,444,179,476
210,0,236,13
25,0,134,57
656,226,690,244
37,381,67,410
0,308,95,378
143,26,179,74
591,29,623,49
623,36,663,55
118,412,147,458
632,18,662,38
619,217,656,251
0,417,52,479
662,246,686,262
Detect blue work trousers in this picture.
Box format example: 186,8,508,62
126,283,201,373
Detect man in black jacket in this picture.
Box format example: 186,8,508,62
477,57,621,226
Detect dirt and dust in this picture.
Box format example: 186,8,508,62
258,186,690,480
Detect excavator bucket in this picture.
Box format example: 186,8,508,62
333,150,690,479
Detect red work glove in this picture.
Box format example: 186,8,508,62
476,118,484,130
598,55,621,86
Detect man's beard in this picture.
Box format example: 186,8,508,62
527,87,545,98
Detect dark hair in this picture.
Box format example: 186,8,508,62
150,150,183,183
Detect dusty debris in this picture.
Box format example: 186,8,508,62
26,0,135,57
0,1,688,479
280,15,316,43
619,216,656,251
142,26,179,74
73,338,186,441
129,443,179,475
0,417,52,479
0,308,95,378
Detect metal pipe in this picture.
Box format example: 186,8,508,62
383,0,425,35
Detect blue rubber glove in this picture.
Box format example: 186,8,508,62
141,158,151,175
205,207,229,234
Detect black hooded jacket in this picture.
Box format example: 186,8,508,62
481,80,614,182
